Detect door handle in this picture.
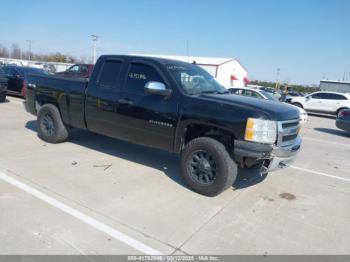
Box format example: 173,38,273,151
118,98,133,105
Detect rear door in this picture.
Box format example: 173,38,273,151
116,61,178,151
85,58,126,138
327,93,348,113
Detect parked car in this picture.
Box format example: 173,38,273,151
229,87,308,123
0,67,8,102
282,91,304,103
290,91,350,116
55,64,94,78
25,55,301,196
336,109,350,133
1,66,49,98
259,86,281,100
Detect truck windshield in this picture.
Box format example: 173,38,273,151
167,64,227,95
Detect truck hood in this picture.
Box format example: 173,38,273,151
199,93,300,121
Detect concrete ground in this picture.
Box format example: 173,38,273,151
0,96,349,255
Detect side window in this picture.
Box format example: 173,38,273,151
80,65,88,73
328,93,347,100
98,60,123,88
243,90,260,98
68,65,79,72
125,63,163,95
312,93,328,99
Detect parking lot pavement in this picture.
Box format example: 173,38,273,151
0,97,350,255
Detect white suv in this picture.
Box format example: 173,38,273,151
291,91,350,116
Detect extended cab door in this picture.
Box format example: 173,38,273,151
85,59,126,138
116,61,179,151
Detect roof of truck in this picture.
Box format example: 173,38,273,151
100,54,208,66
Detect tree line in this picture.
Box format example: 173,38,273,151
0,43,85,63
249,80,320,93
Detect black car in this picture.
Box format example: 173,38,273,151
0,67,8,102
336,109,350,133
1,66,48,97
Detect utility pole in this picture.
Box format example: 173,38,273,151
186,40,189,63
275,68,280,90
26,40,33,61
90,35,99,64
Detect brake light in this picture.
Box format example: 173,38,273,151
339,110,350,117
21,80,27,98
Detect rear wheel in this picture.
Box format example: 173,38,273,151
181,137,237,197
37,104,69,143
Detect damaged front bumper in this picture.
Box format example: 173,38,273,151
234,136,301,172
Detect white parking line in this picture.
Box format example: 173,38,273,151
291,166,350,182
0,171,162,255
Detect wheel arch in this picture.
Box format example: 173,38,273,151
174,121,238,153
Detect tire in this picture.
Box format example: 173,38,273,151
0,93,5,103
292,102,303,108
37,104,69,143
181,137,237,197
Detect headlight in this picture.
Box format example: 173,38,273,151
244,118,277,144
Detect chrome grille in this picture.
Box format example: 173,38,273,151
277,119,300,147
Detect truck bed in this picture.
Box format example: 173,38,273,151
26,74,88,129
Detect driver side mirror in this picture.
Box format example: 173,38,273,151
144,81,172,97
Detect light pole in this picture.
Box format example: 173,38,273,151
275,68,280,90
26,40,33,61
90,35,98,64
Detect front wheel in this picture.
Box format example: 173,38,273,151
292,102,303,108
37,104,69,143
181,137,237,197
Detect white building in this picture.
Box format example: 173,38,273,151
320,80,350,93
133,54,249,88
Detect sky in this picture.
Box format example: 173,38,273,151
0,0,349,85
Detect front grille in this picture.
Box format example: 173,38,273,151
277,119,300,147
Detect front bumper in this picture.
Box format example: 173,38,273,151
234,136,301,172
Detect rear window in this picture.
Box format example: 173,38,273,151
98,61,122,88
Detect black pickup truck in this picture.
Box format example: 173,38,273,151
25,55,301,196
